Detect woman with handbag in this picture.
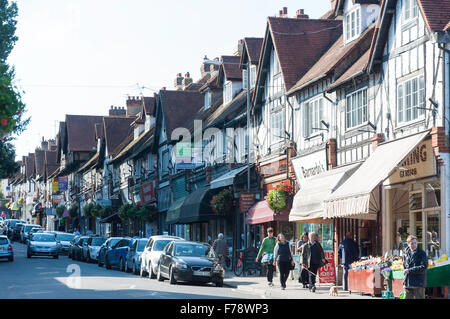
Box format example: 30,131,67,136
256,227,276,286
273,233,295,290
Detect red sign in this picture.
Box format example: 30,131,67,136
319,251,336,284
140,182,155,204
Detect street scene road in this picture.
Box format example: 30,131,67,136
0,241,260,299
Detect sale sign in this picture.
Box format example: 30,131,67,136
319,251,336,284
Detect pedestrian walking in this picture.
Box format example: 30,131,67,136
403,235,428,299
296,232,309,288
212,233,229,268
301,232,327,293
338,232,359,291
273,233,295,290
256,227,277,287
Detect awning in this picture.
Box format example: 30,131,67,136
100,213,121,224
246,200,290,225
324,130,430,219
166,196,187,224
289,163,361,223
178,187,216,224
210,166,248,189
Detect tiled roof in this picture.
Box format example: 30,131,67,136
222,55,242,81
185,73,211,92
103,116,136,157
267,17,343,91
244,38,264,64
44,151,58,178
288,24,375,95
200,72,220,92
25,153,35,179
112,127,154,162
143,96,157,116
418,0,450,32
66,115,104,152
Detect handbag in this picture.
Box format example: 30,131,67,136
261,253,274,264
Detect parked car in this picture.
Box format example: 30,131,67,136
54,232,75,255
6,219,24,239
0,235,13,261
156,241,224,287
97,237,122,267
125,238,148,274
12,223,26,241
71,236,90,261
82,236,106,262
140,235,184,278
1,219,8,234
21,224,42,243
68,235,80,259
104,237,133,271
27,232,61,259
0,217,4,228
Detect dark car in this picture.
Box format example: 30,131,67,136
6,219,24,239
105,238,133,271
68,235,80,259
20,224,42,243
12,223,26,241
97,237,122,267
71,236,90,261
125,238,148,274
157,241,224,287
55,232,75,255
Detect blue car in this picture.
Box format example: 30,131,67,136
125,238,149,274
105,237,133,271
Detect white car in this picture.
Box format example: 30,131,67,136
140,235,184,278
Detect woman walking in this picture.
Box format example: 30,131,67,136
256,227,277,286
296,232,309,288
273,233,295,290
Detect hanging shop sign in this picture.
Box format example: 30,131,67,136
291,149,327,184
58,176,68,191
52,178,59,192
141,181,155,204
239,193,256,213
387,139,436,185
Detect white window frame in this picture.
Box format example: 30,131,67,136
344,7,361,43
224,81,233,104
204,90,212,110
397,74,425,125
303,97,325,137
243,69,248,90
250,65,257,88
270,109,285,147
403,0,419,23
345,88,368,130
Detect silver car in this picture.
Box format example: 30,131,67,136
21,224,42,243
82,236,106,262
27,233,61,259
140,235,184,278
0,235,13,261
54,232,75,255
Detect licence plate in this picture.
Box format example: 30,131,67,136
193,271,210,277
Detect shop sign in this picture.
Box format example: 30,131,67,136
318,251,336,284
141,182,155,204
52,178,59,192
291,150,327,184
239,193,256,213
58,176,68,191
52,195,63,204
259,159,287,177
387,139,436,185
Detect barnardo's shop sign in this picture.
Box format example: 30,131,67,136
292,149,327,183
387,139,436,185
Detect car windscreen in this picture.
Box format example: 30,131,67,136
109,238,121,247
31,234,56,242
9,220,21,227
154,239,173,251
174,243,212,258
13,223,24,229
56,233,75,242
0,238,8,245
137,240,148,252
91,238,106,246
24,225,40,232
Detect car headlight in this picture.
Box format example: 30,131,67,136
175,262,188,269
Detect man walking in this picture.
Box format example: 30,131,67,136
403,235,428,299
212,233,229,268
338,232,359,291
301,232,327,293
256,227,277,287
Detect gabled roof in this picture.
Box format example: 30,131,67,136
418,0,450,32
241,38,264,65
288,24,375,95
265,17,343,91
44,151,58,179
65,115,104,152
143,96,157,116
112,127,154,163
103,116,136,157
25,153,35,179
221,55,242,81
184,73,212,91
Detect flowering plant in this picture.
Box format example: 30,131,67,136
265,182,294,214
210,187,234,216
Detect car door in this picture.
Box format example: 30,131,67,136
160,242,173,276
127,240,137,268
143,238,153,270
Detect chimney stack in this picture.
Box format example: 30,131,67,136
182,72,193,89
233,39,245,57
109,105,127,117
279,7,288,17
296,9,309,19
126,96,142,117
174,73,184,90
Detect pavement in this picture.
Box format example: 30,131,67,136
223,271,381,299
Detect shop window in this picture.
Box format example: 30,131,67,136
409,191,422,211
425,182,441,208
426,212,440,258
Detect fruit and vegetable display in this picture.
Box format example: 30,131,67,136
350,256,403,271
428,254,448,269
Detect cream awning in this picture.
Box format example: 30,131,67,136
324,130,430,219
289,163,361,223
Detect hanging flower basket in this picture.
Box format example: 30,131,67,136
68,204,79,218
266,182,294,215
210,188,234,217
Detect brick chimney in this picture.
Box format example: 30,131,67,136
126,96,142,117
182,72,193,89
174,73,183,90
296,9,309,19
371,133,385,151
279,7,288,17
233,39,245,57
109,105,126,117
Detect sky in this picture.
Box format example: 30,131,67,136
8,0,331,161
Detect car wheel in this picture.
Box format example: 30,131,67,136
105,255,111,270
169,266,177,285
87,252,91,263
132,261,137,275
53,254,59,259
8,256,13,262
149,262,156,279
27,250,31,258
140,263,147,277
98,256,103,267
215,279,224,287
120,258,125,272
157,264,164,282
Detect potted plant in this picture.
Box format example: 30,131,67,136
265,182,294,215
56,205,66,218
210,187,234,216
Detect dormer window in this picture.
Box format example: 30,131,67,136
224,81,232,104
204,90,212,110
243,65,257,90
403,0,418,22
344,7,361,43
